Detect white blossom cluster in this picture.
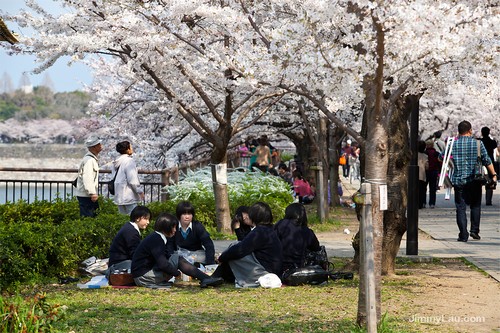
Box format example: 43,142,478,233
2,0,498,165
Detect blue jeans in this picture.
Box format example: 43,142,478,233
453,182,482,240
77,196,99,218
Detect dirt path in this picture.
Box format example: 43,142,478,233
314,216,500,332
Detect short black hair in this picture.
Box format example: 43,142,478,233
481,127,490,137
154,213,178,234
175,201,195,220
116,141,131,154
458,121,472,135
248,202,273,226
130,206,151,222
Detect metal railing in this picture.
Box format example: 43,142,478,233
0,168,168,204
0,152,251,204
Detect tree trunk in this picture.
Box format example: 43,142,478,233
210,146,232,233
317,116,329,220
382,96,412,275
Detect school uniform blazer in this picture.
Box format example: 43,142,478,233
218,224,283,276
168,220,215,264
131,232,180,278
274,218,321,270
108,222,141,267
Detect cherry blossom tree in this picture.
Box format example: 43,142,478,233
3,0,498,327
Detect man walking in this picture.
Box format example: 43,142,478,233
76,134,103,217
446,121,496,242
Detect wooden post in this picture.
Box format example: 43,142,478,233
310,164,325,222
160,169,170,202
360,183,377,332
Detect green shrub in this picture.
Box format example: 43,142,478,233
0,197,129,291
163,167,294,227
0,293,66,333
0,168,294,290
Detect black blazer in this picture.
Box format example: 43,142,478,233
108,222,141,267
131,232,180,278
218,224,283,276
274,218,321,271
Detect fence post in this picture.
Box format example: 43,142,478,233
160,169,170,202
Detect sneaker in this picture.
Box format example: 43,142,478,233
457,238,468,242
430,205,435,209
470,232,481,240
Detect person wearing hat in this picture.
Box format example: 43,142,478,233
76,134,103,217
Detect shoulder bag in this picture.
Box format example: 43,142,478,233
473,141,488,186
108,166,120,195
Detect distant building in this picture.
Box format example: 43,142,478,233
19,73,33,94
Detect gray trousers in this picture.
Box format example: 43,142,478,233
229,252,268,288
134,254,180,289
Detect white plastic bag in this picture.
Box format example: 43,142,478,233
257,273,282,288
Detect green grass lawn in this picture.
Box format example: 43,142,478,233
33,261,459,333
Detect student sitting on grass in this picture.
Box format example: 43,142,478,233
106,206,151,279
212,202,283,288
131,212,224,289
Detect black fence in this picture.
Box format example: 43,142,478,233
0,168,167,204
0,153,253,205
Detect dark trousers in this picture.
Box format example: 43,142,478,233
426,170,438,206
77,196,99,218
418,180,427,209
342,164,350,178
453,182,482,241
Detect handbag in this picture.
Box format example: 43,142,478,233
282,265,329,286
304,246,333,271
108,166,120,195
339,155,346,165
473,141,488,186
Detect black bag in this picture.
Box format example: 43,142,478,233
282,265,329,286
108,166,120,195
304,245,332,271
473,141,488,186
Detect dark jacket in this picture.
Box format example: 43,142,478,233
425,147,441,172
274,218,321,271
234,225,252,241
131,232,180,278
108,222,141,267
218,225,283,276
167,220,215,264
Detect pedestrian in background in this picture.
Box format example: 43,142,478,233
442,121,496,242
418,140,429,209
425,140,440,208
76,134,102,217
480,127,497,206
112,141,145,215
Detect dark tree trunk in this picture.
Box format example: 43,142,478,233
382,95,413,275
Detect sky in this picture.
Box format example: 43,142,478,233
0,0,92,92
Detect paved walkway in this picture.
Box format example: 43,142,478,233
215,180,499,282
